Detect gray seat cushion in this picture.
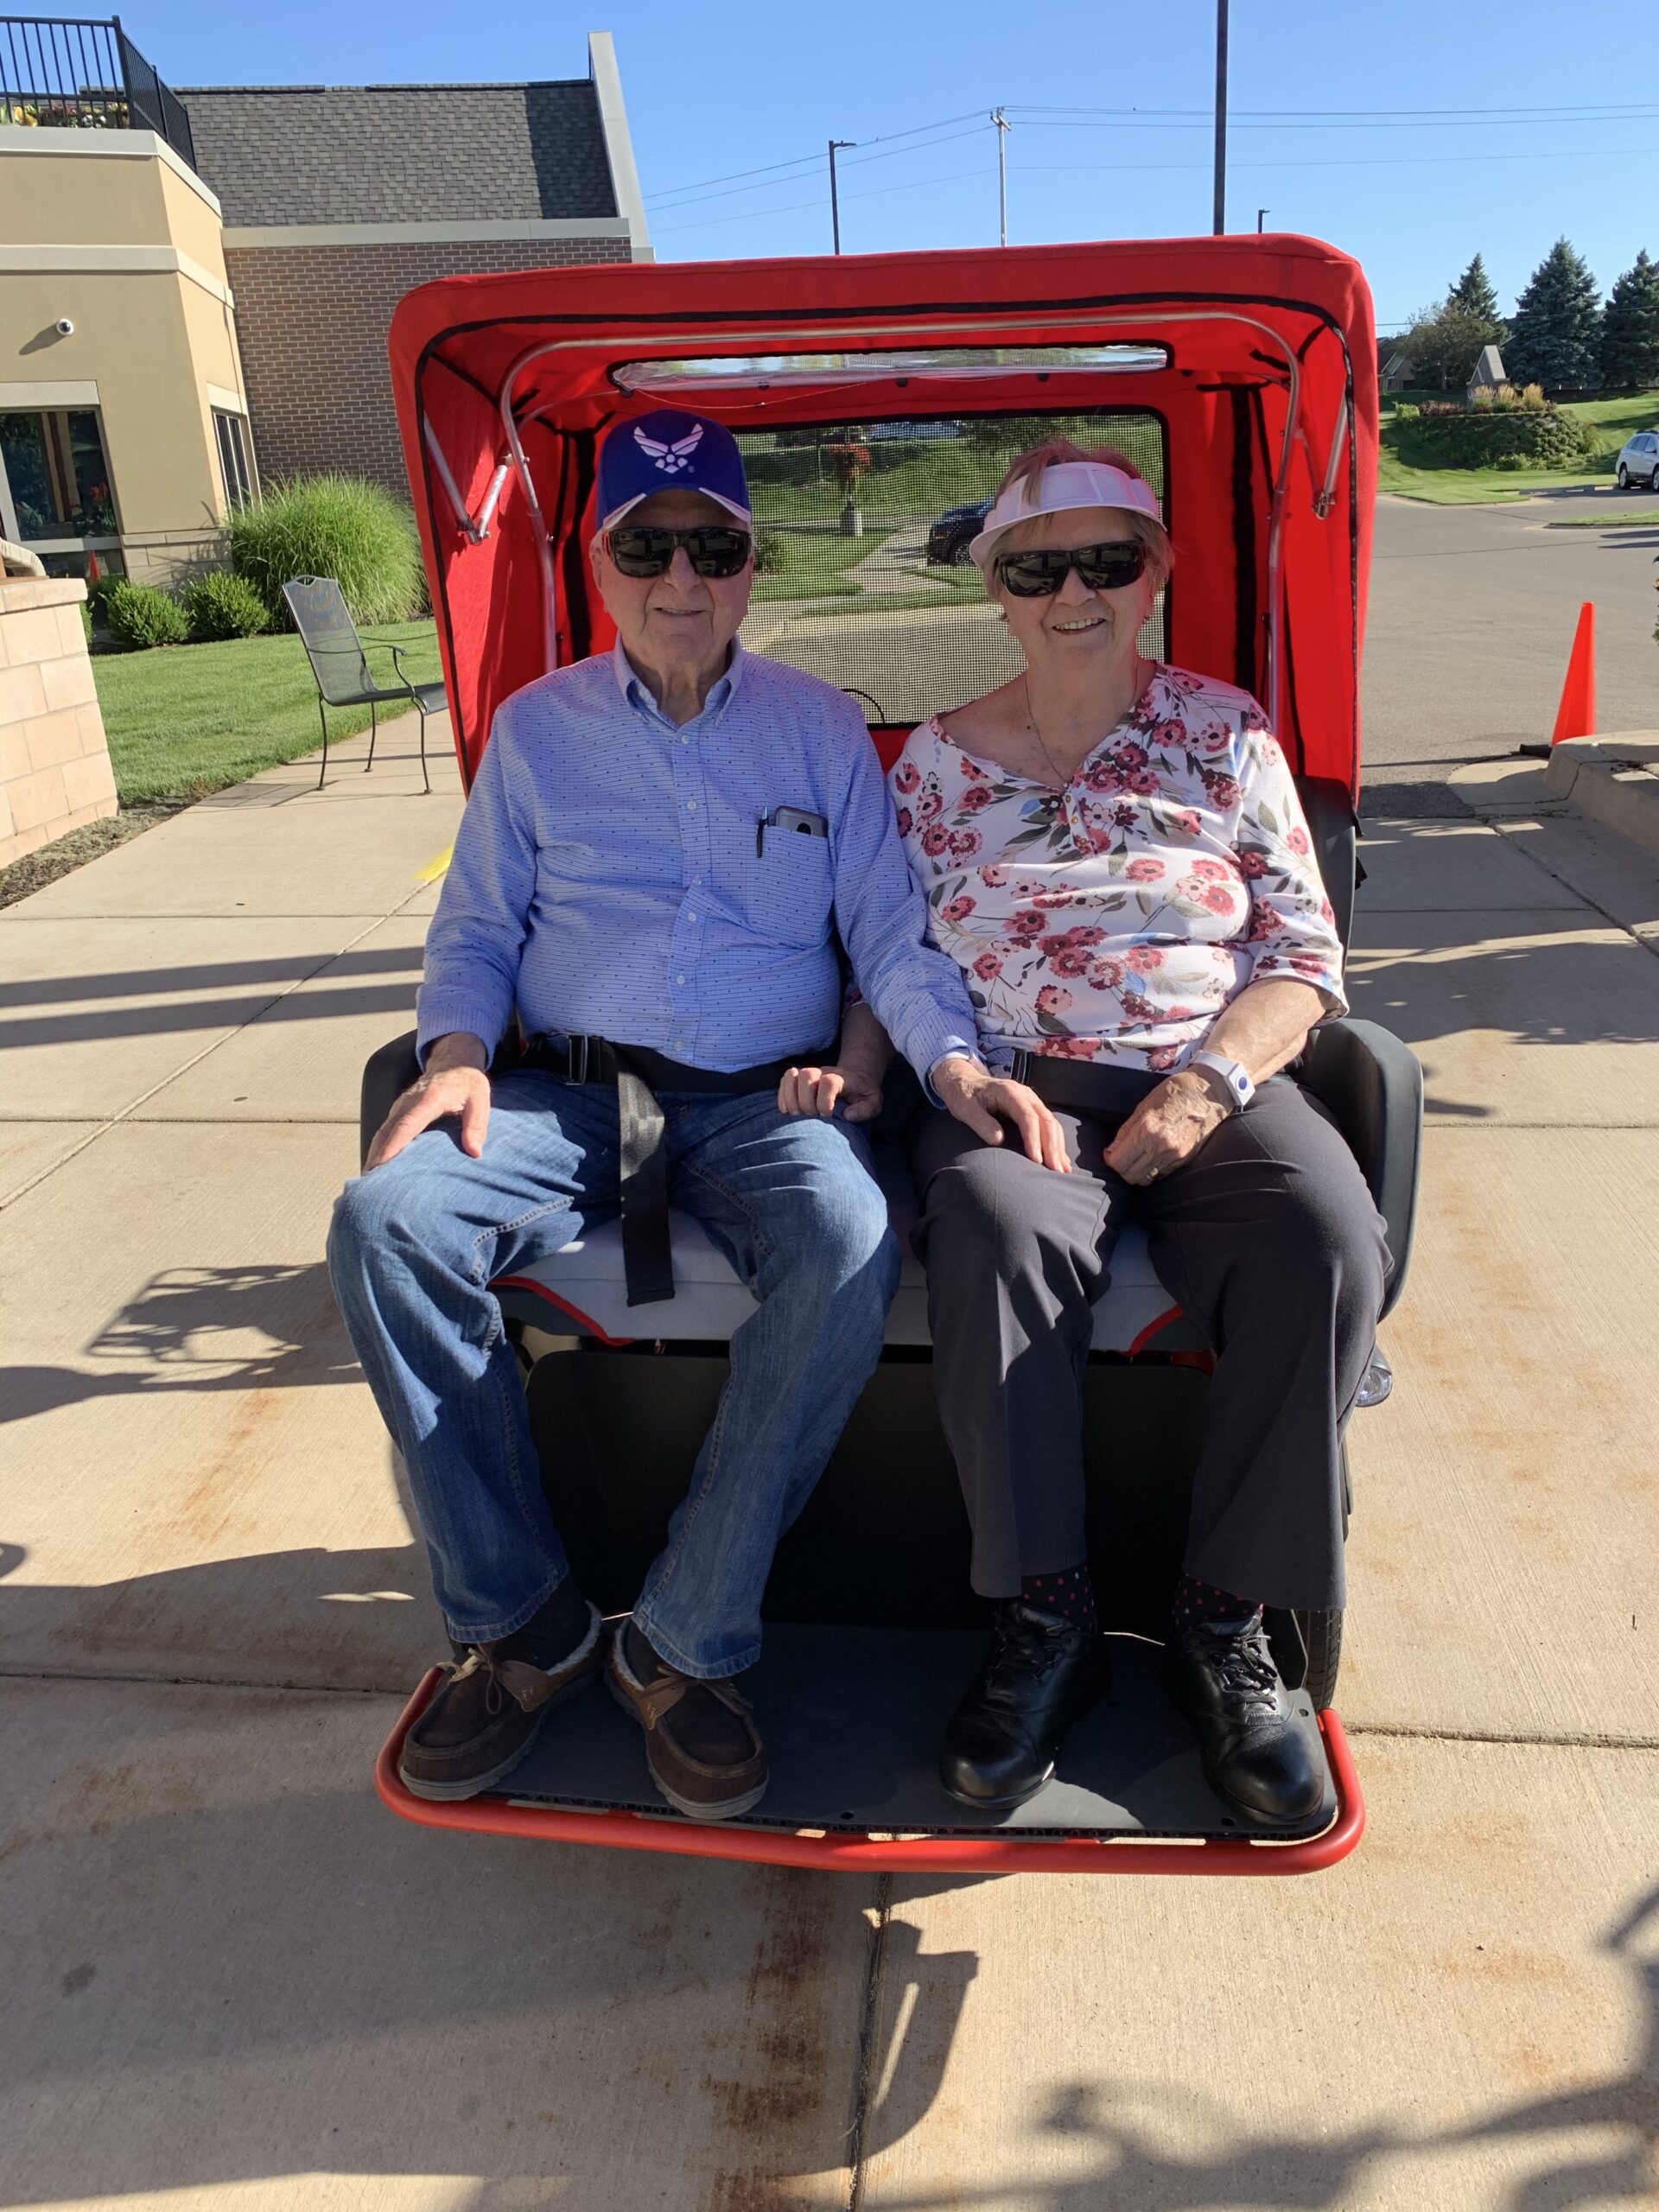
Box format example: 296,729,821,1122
491,1140,1203,1355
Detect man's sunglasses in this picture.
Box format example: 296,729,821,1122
606,524,753,579
996,540,1148,598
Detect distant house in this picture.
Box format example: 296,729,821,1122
1380,352,1416,393
1467,345,1509,401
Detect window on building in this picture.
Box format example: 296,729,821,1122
213,409,255,511
0,410,118,541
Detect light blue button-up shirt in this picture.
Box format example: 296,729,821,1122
417,639,981,1084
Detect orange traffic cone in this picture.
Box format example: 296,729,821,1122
1520,601,1596,757
1549,601,1596,744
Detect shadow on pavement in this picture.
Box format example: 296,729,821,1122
849,1883,1659,2211
0,1669,982,2207
1,1262,358,1427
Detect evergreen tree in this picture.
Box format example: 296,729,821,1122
1599,251,1659,391
1401,299,1498,391
1451,253,1508,345
1506,239,1602,392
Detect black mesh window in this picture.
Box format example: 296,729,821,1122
739,410,1166,726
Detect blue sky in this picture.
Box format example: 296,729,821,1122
136,0,1656,334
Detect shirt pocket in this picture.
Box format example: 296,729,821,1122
746,823,833,948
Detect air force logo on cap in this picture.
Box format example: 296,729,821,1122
636,422,702,472
598,409,752,528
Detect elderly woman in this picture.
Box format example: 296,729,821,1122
780,441,1387,1826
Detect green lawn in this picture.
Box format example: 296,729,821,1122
1376,391,1658,505
92,620,442,804
750,528,870,603
1545,509,1659,529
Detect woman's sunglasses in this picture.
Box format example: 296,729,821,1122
996,540,1148,598
606,524,753,580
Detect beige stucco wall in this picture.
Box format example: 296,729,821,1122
0,129,249,571
0,574,117,868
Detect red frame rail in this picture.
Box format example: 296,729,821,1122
376,1669,1364,1877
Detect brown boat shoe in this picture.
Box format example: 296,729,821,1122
607,1619,768,1821
399,1603,603,1802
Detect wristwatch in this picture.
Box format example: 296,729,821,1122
1189,1051,1255,1114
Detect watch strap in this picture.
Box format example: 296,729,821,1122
1191,1051,1255,1112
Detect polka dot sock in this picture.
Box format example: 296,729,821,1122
1170,1573,1262,1633
1020,1563,1098,1633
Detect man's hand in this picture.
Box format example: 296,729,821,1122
365,1033,492,1170
932,1056,1071,1173
777,1060,885,1123
1103,1068,1230,1185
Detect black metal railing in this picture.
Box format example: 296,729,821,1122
0,15,195,168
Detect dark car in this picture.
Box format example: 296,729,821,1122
925,497,992,563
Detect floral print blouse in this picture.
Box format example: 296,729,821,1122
887,664,1346,1074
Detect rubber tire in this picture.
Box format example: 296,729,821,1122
950,538,975,565
1295,1608,1344,1711
1618,465,1629,488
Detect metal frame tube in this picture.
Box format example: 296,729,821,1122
485,307,1320,725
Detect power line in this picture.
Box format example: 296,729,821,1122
648,124,993,218
1012,111,1659,134
1015,143,1658,176
652,162,996,238
645,110,988,205
1006,98,1659,118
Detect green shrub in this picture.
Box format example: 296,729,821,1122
102,578,189,649
751,524,785,574
1391,401,1596,471
229,474,423,628
181,570,269,642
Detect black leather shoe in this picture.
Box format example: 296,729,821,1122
940,1601,1110,1810
1162,1615,1325,1827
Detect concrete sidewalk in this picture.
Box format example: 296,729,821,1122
2,720,1656,2211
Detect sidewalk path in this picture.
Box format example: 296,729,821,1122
2,715,1656,2210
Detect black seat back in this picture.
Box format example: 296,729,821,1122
1294,776,1359,953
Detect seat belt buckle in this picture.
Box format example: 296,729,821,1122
1011,1049,1033,1084
567,1033,590,1084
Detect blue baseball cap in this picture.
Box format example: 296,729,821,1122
597,409,752,530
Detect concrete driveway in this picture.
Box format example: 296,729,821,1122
1364,489,1659,812
3,668,1656,2205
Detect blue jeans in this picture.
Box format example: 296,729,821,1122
327,1071,899,1675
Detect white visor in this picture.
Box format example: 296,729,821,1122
969,461,1163,569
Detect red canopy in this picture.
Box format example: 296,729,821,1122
388,232,1376,796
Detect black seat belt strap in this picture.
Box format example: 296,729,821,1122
613,1058,675,1306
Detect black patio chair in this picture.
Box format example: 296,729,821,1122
282,575,444,794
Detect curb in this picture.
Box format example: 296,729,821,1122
1544,733,1659,861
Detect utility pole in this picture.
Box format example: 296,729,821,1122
992,106,1011,246
828,139,855,255
1256,207,1269,233
1212,0,1229,236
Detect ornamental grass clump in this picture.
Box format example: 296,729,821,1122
102,577,190,649
181,570,269,642
229,475,424,628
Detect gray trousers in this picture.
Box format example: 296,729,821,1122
909,1076,1388,1613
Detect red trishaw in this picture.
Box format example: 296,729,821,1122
365,233,1421,1875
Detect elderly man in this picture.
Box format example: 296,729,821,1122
328,409,1057,1821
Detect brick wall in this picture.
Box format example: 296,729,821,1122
227,237,626,493
0,577,118,870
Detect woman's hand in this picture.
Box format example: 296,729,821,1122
1103,1069,1230,1185
933,1057,1071,1173
777,1059,885,1123
365,1033,491,1169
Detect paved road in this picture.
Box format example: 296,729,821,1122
1363,489,1659,812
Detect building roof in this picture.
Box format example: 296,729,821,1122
176,79,618,227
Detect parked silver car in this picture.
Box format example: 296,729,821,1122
1615,429,1659,489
